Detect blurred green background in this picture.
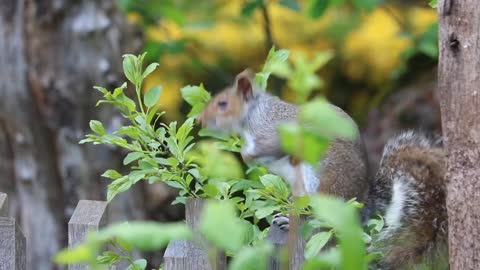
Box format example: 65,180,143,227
119,0,438,122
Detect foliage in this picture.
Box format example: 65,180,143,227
59,48,395,269
80,53,244,203
118,0,438,124
57,0,442,266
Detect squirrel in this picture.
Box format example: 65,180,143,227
365,131,447,270
198,69,370,200
198,69,448,269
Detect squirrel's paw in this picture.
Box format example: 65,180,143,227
272,213,290,231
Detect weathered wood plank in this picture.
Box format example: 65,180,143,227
164,240,211,270
0,192,7,217
164,198,226,270
68,200,108,270
288,214,307,270
0,217,26,270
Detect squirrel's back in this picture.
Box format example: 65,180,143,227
366,131,448,269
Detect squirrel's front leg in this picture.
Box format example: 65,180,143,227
272,213,290,231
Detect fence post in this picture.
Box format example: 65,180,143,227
68,200,108,270
0,192,7,217
0,192,26,270
288,215,307,269
164,198,226,270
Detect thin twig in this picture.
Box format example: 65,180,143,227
261,2,275,53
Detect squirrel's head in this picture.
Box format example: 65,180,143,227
198,69,255,132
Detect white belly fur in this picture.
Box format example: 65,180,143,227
264,157,320,194
241,131,320,193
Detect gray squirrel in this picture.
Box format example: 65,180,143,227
198,69,447,269
198,69,370,198
365,131,447,269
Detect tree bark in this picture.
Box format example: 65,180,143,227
438,0,480,269
0,1,147,269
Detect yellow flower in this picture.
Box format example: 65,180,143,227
126,12,142,24
343,8,411,84
408,7,437,35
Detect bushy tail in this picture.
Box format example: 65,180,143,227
366,131,448,270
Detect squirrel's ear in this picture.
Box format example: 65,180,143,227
234,69,254,101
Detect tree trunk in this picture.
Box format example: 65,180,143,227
438,0,480,269
0,1,148,269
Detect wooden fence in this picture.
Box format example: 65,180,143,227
0,192,306,270
0,192,26,270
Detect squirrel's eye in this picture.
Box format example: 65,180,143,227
217,100,228,109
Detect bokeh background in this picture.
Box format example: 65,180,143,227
0,0,440,269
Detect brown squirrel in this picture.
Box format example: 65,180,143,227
198,69,448,269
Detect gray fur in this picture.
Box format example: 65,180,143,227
240,91,298,159
366,131,448,270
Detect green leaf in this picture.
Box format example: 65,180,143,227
122,54,137,84
187,103,206,118
352,0,380,11
126,259,147,270
198,128,231,141
116,126,140,139
89,120,106,135
97,251,121,265
144,86,162,108
164,180,185,189
309,195,366,270
200,200,248,252
228,242,273,270
146,106,164,124
305,231,333,259
142,63,159,79
260,174,290,200
255,206,281,219
300,98,357,140
417,23,439,59
303,248,341,270
202,183,219,198
241,0,263,17
94,86,108,95
112,83,127,97
97,222,192,251
181,84,211,106
54,243,95,264
190,142,243,179
128,172,145,184
123,152,144,165
307,0,330,19
367,215,384,234
107,176,132,202
101,169,122,180
171,196,186,205
428,0,437,8
256,47,290,89
182,84,212,117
